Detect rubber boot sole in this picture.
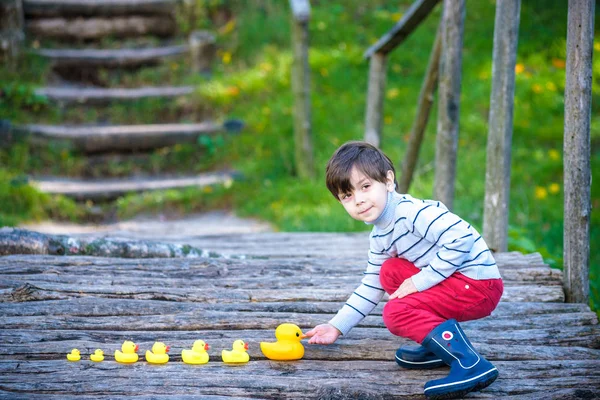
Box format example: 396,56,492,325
425,369,499,400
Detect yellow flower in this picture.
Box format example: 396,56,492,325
391,12,403,22
545,82,557,91
384,116,393,125
479,70,490,80
218,19,236,35
551,58,566,69
222,52,232,64
386,88,400,99
515,63,525,74
595,42,600,51
203,186,213,193
532,84,543,93
535,186,548,200
549,183,560,194
548,149,560,160
320,68,329,77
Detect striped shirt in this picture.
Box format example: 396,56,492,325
329,191,501,336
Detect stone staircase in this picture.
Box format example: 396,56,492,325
17,0,241,204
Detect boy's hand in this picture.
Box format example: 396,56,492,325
389,277,418,300
304,323,342,345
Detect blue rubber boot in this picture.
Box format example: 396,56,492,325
395,345,446,369
422,319,498,400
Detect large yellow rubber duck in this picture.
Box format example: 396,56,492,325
90,349,104,362
221,340,249,364
66,349,80,361
115,340,139,364
145,342,170,364
182,340,210,365
260,323,306,361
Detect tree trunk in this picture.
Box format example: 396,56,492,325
290,0,315,179
483,0,521,252
399,23,442,193
563,0,594,304
434,0,465,210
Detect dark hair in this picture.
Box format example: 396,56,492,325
325,141,397,199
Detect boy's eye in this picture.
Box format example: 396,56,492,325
340,193,352,201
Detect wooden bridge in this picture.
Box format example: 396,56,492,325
1,231,598,399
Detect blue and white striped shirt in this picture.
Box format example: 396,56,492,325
329,191,501,336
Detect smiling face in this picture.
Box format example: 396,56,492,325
338,166,395,223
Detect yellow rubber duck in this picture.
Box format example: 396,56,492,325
182,340,210,365
260,323,306,361
115,340,139,364
90,349,104,362
66,349,80,362
145,342,170,364
221,340,249,364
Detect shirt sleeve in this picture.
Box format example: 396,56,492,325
329,237,390,336
405,203,475,292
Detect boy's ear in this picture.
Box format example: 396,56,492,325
386,170,395,192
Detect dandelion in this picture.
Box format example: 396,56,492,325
384,116,393,125
479,70,490,80
532,84,543,93
391,12,403,22
226,86,240,96
218,19,236,35
222,52,232,64
386,88,400,99
549,183,560,194
595,42,600,51
535,186,548,200
320,68,329,77
515,63,525,74
548,149,560,160
551,58,566,69
545,82,557,91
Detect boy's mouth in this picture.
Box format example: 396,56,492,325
359,206,372,214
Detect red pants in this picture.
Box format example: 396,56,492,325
380,258,503,343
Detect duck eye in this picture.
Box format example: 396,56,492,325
296,332,300,337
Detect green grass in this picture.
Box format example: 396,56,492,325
0,0,598,313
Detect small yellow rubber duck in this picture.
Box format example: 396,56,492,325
182,340,210,365
221,340,249,364
115,340,139,364
260,323,306,361
90,349,104,362
66,349,81,362
145,342,170,364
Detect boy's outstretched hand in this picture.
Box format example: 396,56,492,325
304,323,342,344
389,277,418,300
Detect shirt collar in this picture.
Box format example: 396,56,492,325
367,190,402,229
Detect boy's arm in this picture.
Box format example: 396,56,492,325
405,203,476,292
328,242,389,336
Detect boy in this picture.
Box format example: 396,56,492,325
304,141,503,400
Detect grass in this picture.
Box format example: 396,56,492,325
0,0,598,313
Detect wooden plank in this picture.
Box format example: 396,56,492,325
23,0,177,17
29,171,236,201
563,0,594,303
364,0,442,58
483,0,521,252
34,86,194,105
26,15,176,39
34,45,187,67
0,360,598,398
12,121,233,153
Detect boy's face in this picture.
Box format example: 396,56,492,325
337,166,395,223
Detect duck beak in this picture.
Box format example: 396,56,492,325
134,344,139,352
165,346,170,353
205,344,209,351
300,334,307,339
244,343,249,350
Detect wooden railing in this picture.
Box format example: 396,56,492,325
363,0,594,304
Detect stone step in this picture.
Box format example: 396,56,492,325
35,85,194,104
23,0,178,17
26,15,176,40
34,45,188,68
31,171,238,201
10,120,243,153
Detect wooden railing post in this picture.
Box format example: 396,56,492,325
189,31,216,75
434,0,465,210
364,53,387,148
0,0,24,71
289,0,315,179
483,0,521,253
563,0,594,304
399,23,442,193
